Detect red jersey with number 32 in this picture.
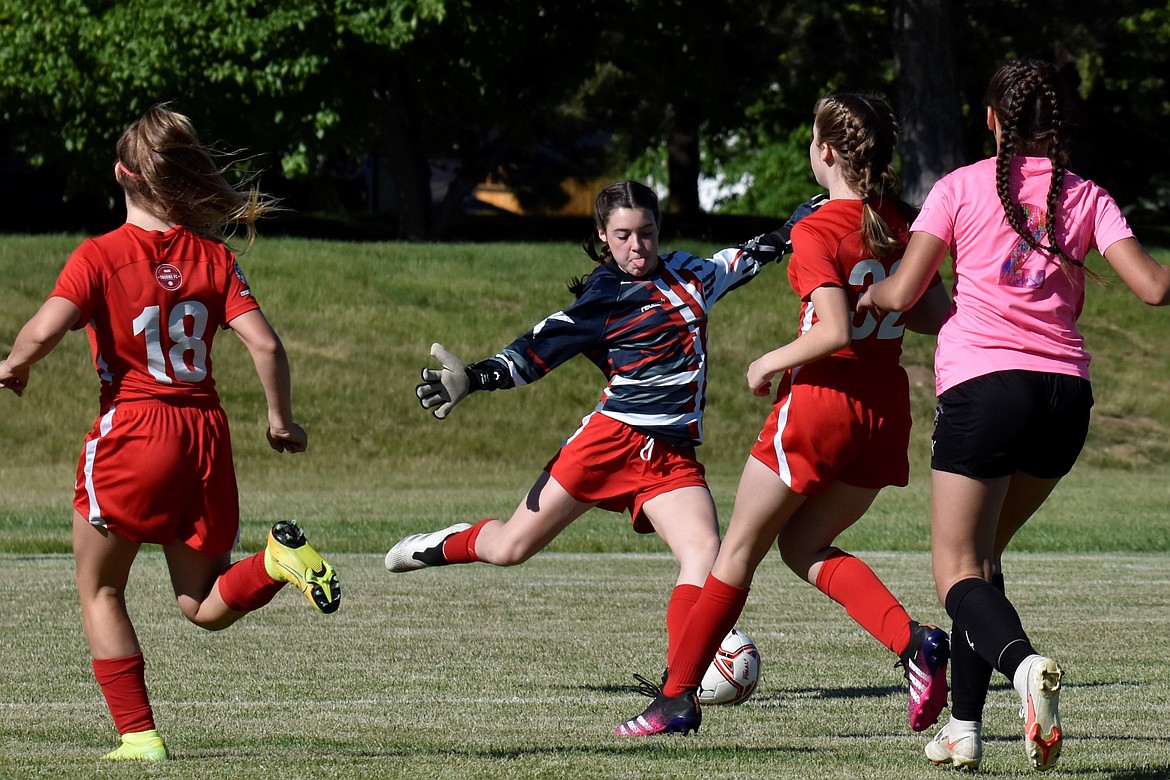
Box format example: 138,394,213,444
788,198,910,363
51,223,260,410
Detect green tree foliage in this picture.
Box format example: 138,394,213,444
927,0,1170,221
698,1,1170,223
0,0,610,238
690,4,901,219
0,0,447,223
574,1,843,221
2,0,1169,236
350,1,619,238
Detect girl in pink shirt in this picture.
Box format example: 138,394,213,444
860,59,1170,772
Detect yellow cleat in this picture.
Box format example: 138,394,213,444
102,728,168,762
264,520,341,614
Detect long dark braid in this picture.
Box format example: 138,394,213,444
987,60,1086,275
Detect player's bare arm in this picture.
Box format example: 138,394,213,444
0,296,80,395
229,308,306,453
859,232,947,317
746,286,851,396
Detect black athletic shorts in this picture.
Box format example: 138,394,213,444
931,370,1094,479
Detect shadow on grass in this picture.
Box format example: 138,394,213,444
181,743,817,762
588,681,917,702
477,744,816,759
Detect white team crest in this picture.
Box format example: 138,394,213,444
533,311,574,335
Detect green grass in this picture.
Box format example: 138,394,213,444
3,235,1170,777
3,235,1169,553
3,550,1169,778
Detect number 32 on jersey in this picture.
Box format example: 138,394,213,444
850,258,904,340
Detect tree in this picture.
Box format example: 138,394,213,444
893,0,964,207
0,0,612,238
0,1,448,228
352,0,617,238
3,0,1169,236
574,0,825,224
684,3,908,220
712,1,1170,223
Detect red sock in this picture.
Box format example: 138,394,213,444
92,653,155,735
662,573,749,697
665,584,702,669
441,519,493,564
217,551,284,613
815,550,912,654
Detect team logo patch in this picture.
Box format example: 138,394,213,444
232,261,254,297
155,264,183,290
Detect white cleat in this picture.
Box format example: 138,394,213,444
1022,657,1063,771
384,523,471,572
925,723,983,771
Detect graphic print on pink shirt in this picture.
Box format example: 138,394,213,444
999,203,1047,289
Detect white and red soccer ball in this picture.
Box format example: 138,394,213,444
697,628,761,706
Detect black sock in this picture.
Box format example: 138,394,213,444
947,573,1005,722
944,577,1035,681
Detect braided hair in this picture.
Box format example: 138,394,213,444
985,59,1084,274
114,104,279,251
812,92,909,259
570,180,660,296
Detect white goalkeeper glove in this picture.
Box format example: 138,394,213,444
416,342,471,420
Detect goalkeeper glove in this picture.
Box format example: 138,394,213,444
416,343,471,420
740,192,830,264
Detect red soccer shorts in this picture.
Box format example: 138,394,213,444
74,399,241,554
750,361,911,495
545,412,709,533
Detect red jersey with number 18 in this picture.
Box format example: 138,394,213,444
51,223,260,411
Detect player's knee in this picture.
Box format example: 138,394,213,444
478,534,538,566
698,538,721,571
192,616,233,631
177,603,232,631
488,544,537,566
777,537,817,578
778,546,804,576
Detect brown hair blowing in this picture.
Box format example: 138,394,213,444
114,104,279,250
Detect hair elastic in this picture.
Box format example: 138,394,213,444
116,161,145,182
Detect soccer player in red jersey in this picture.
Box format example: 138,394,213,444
616,93,953,737
0,106,340,761
387,179,817,695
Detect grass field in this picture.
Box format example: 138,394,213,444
5,551,1170,778
2,235,1170,777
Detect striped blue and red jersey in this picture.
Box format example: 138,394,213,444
473,247,766,446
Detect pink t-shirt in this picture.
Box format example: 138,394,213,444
913,156,1134,394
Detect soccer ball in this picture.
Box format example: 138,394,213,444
697,628,761,706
